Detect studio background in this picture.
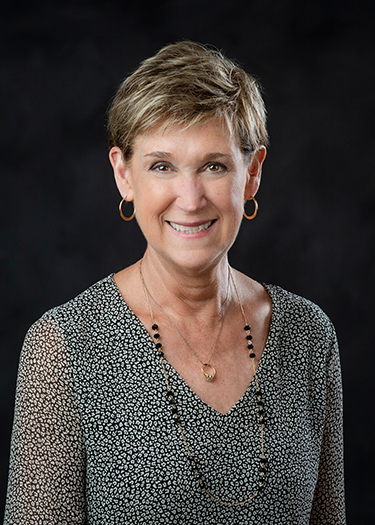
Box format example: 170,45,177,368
1,0,374,522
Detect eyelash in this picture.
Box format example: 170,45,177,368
150,162,228,173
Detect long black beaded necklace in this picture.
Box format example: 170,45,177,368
140,261,267,507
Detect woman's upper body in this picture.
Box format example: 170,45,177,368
4,273,345,524
5,41,346,523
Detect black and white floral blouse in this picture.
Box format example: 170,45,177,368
4,275,346,524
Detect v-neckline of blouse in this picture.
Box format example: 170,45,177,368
108,274,281,418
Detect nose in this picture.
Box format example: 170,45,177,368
175,175,207,213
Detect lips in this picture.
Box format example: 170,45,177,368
168,220,214,234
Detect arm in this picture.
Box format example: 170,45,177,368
4,314,86,524
309,330,346,524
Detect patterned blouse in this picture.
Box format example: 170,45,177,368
4,275,346,524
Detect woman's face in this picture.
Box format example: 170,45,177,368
110,120,266,273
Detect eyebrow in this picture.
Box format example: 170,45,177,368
144,151,171,159
202,153,233,162
143,152,233,161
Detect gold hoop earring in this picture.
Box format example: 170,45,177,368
119,198,135,221
243,196,258,220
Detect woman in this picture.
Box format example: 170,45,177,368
4,42,345,524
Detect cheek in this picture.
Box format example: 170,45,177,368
134,185,171,226
225,184,246,229
219,181,245,214
209,190,243,236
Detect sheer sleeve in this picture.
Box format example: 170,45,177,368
309,329,346,524
4,314,86,524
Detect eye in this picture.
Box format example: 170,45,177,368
150,163,170,172
206,163,227,173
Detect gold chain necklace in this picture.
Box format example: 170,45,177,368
139,260,230,381
140,261,267,507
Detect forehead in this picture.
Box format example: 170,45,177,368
132,120,241,159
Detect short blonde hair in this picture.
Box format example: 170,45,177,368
107,41,268,161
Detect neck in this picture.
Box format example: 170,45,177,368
140,250,232,322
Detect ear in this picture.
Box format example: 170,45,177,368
109,147,134,201
244,146,267,200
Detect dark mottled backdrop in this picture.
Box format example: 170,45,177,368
1,0,374,522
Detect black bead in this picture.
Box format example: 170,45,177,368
152,324,158,330
173,417,181,424
153,333,160,339
246,335,253,340
158,351,164,357
258,409,264,415
249,353,256,358
244,325,251,331
247,343,254,349
166,390,174,398
257,400,263,405
256,390,262,396
260,467,266,473
156,342,162,349
261,457,268,463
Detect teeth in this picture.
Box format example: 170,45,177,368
169,220,213,233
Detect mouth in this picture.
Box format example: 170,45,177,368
168,220,215,234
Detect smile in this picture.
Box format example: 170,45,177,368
168,220,214,234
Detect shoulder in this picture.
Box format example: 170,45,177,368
263,286,341,396
20,275,143,376
24,275,126,349
45,274,118,321
264,283,336,344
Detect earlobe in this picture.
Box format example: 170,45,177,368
109,147,134,201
